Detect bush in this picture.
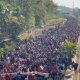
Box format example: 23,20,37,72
63,40,76,58
0,44,14,58
45,18,65,26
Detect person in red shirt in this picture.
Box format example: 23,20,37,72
38,64,44,73
4,74,12,80
50,64,57,80
4,65,13,73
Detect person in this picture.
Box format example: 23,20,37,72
72,62,78,73
0,63,3,73
50,64,57,80
35,71,48,80
35,64,48,80
72,62,78,80
0,63,3,70
12,70,27,80
4,64,13,73
4,74,12,80
38,64,44,73
0,74,4,80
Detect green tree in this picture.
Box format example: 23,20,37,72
34,0,57,27
14,0,58,28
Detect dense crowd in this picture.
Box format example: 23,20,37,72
0,16,79,80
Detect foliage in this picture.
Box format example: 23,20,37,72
0,48,5,57
0,0,58,37
45,18,65,26
0,44,14,57
63,40,76,58
12,0,57,28
0,1,24,39
33,0,58,27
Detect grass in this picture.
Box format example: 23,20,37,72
18,28,43,41
45,18,65,26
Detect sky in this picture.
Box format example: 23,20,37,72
53,0,80,8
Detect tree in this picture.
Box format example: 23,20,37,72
34,0,57,28
0,0,58,38
14,0,58,28
0,1,23,39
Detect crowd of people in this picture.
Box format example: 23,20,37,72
0,16,79,80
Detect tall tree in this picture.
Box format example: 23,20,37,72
34,0,57,27
15,0,58,28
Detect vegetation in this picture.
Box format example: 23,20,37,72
0,0,58,57
0,43,15,57
45,18,65,26
0,0,58,37
63,40,76,58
